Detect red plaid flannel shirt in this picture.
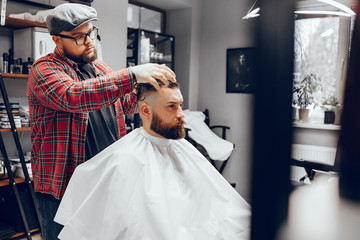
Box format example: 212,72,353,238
27,48,137,199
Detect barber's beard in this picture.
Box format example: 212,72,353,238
150,112,186,140
63,46,98,64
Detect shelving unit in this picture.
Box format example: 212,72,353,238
0,72,39,240
126,28,175,128
127,28,175,69
0,16,42,240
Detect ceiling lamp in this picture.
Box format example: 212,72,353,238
242,0,260,19
242,0,356,20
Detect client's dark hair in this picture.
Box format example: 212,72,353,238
136,79,179,102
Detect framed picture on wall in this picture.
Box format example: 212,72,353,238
226,47,256,93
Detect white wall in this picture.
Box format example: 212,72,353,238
186,0,202,110
166,0,202,110
197,0,256,199
167,8,192,109
92,0,128,70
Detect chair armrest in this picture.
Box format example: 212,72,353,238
184,127,191,138
290,158,336,180
290,158,335,172
210,125,230,140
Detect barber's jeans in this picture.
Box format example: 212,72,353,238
35,192,63,240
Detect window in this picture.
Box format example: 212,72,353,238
293,2,355,108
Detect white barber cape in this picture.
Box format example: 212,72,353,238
54,127,251,240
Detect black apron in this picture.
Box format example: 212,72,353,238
78,63,119,160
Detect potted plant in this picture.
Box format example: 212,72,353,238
322,95,342,124
292,73,322,121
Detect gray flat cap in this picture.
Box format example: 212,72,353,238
46,3,97,35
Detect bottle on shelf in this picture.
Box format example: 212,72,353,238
140,31,150,64
10,58,23,74
8,49,14,73
2,53,8,73
22,57,33,74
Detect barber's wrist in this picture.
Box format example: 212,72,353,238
128,67,138,95
128,67,137,83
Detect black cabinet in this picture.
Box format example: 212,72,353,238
127,29,175,70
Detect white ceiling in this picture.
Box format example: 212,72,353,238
133,0,192,11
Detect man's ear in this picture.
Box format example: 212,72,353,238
140,102,151,120
52,36,63,51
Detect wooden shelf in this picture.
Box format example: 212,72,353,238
2,17,47,29
11,228,40,239
0,177,28,187
1,73,29,79
0,127,31,132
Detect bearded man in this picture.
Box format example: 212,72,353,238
54,80,251,240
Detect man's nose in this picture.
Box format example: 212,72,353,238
84,35,92,45
176,106,184,119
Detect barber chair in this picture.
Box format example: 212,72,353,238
183,109,235,175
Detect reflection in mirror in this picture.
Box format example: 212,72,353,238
290,1,356,184
282,2,358,239
294,16,339,105
292,12,353,123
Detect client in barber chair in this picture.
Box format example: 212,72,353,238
54,80,251,240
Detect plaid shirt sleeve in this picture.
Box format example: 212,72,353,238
28,56,135,113
92,60,138,116
120,93,138,115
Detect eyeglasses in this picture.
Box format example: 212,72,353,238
55,27,98,46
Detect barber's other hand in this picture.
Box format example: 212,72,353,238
131,63,176,89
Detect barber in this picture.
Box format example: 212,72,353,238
26,3,175,240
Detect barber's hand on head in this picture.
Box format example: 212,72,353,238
131,63,176,89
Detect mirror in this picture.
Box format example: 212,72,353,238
290,0,355,183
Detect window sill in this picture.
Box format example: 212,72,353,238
293,121,341,131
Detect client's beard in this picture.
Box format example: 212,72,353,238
150,112,186,140
64,47,98,64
